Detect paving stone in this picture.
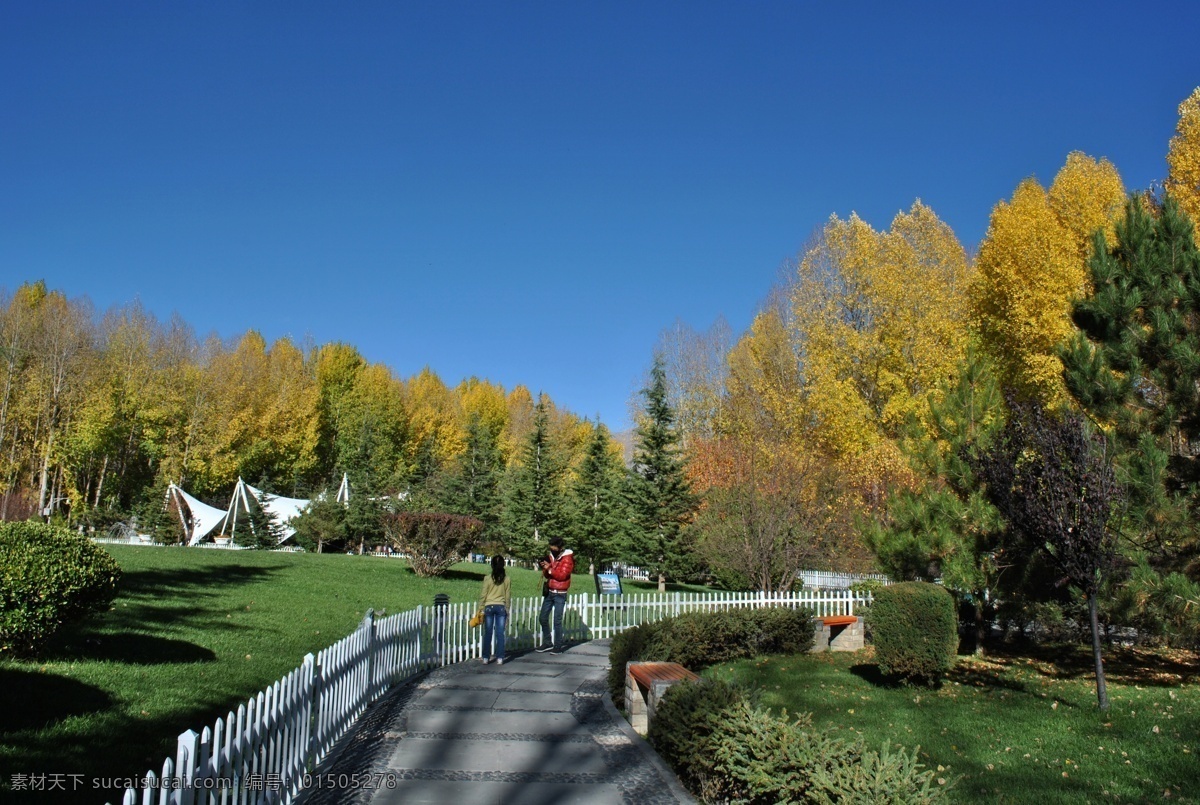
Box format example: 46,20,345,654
387,735,614,774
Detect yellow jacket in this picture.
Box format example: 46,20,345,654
479,575,511,610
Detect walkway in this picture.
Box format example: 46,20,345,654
301,639,695,805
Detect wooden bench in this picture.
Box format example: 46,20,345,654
811,615,864,652
626,661,699,735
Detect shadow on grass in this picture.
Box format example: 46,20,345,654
103,563,288,629
848,663,948,690
0,668,114,732
41,634,217,665
427,568,487,583
981,641,1200,687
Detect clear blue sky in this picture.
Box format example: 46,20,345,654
3,2,1197,430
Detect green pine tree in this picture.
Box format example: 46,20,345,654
237,492,284,550
438,412,503,545
291,495,347,553
865,348,1007,652
1062,194,1200,568
500,396,569,560
135,478,185,545
629,357,698,591
570,419,634,573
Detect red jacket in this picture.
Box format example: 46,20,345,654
542,548,575,594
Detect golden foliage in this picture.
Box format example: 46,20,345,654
792,202,972,491
972,151,1125,405
1048,151,1126,259
404,367,466,464
1166,86,1200,225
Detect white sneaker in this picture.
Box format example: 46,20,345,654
481,657,492,664
495,658,504,665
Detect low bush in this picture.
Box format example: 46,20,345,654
869,581,958,683
607,606,814,707
647,677,749,798
652,679,950,804
0,521,122,656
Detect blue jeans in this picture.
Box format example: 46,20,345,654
539,592,567,648
483,604,507,660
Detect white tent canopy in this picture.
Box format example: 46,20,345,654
222,478,310,544
166,483,230,546
164,475,356,546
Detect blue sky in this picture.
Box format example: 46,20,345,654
3,2,1197,430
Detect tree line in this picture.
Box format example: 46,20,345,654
0,287,699,580
659,87,1200,666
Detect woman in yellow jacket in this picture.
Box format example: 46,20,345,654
479,555,512,664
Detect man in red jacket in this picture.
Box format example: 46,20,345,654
536,535,574,653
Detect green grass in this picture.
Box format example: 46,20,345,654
706,643,1200,804
2,545,676,804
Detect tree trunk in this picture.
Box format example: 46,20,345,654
974,599,985,656
94,455,108,508
658,572,666,593
38,429,54,516
1088,593,1110,711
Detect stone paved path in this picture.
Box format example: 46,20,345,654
301,639,694,805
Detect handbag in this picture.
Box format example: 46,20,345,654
469,609,484,628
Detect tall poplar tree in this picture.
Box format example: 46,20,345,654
630,357,698,591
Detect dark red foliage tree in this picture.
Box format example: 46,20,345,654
972,399,1121,710
382,511,482,577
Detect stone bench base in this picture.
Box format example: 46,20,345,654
810,615,864,652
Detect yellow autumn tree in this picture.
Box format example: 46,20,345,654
725,308,806,444
972,153,1125,403
404,367,466,466
457,377,509,441
1166,86,1200,225
792,201,972,498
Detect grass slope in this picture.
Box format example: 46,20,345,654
709,644,1199,804
0,546,556,803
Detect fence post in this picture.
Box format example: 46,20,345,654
173,729,199,805
364,609,377,700
433,594,449,665
305,652,320,770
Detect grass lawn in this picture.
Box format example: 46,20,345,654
1,544,676,804
707,643,1200,804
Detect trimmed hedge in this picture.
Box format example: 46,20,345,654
868,581,958,683
608,606,814,708
651,678,951,804
0,521,122,656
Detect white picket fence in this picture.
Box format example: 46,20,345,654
798,569,891,589
107,588,869,805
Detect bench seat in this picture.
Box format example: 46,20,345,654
626,661,698,735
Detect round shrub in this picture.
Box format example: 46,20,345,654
0,521,122,656
868,581,958,683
